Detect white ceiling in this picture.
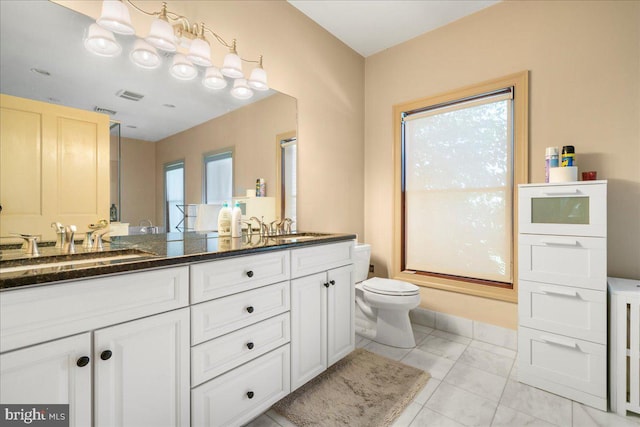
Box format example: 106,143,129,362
288,0,500,57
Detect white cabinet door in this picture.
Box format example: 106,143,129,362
290,272,327,391
0,333,92,427
327,265,355,366
94,308,190,427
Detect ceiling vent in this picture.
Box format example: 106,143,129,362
116,90,144,102
94,106,117,115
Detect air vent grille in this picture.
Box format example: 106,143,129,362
94,106,117,115
116,90,144,101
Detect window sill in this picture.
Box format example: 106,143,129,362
393,270,518,303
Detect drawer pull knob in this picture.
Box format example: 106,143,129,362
76,356,90,367
246,270,254,278
246,306,254,314
324,282,330,288
540,335,577,349
100,350,113,361
246,342,255,350
330,280,336,286
247,391,255,399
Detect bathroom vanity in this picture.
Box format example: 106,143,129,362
0,232,356,427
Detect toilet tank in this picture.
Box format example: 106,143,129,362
353,243,371,283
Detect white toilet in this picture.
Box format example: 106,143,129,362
353,243,421,348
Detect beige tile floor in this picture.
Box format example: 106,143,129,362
245,325,640,427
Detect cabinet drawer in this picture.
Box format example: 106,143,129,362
191,250,290,303
518,182,606,237
191,281,290,345
291,241,353,278
518,234,605,290
518,327,606,398
0,266,189,352
191,313,290,386
191,345,290,427
519,281,606,343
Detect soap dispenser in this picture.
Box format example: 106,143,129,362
217,202,231,236
231,202,242,238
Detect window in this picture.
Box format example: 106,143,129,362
280,136,297,225
164,161,184,232
393,72,528,302
204,150,233,205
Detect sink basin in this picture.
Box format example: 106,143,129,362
0,249,154,274
273,232,331,242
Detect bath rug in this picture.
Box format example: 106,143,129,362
272,348,430,426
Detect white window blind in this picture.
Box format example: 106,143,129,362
281,139,297,224
165,161,184,232
204,151,233,204
403,91,513,283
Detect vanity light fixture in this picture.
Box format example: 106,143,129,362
87,0,269,99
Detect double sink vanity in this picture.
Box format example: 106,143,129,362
0,232,356,427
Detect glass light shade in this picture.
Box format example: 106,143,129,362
248,67,268,91
186,37,212,67
203,67,227,90
97,0,135,35
84,23,122,57
130,39,161,69
169,54,197,80
221,52,243,78
146,18,177,52
230,78,253,100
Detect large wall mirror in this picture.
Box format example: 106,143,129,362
0,0,297,239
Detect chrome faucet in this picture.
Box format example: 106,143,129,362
51,222,65,248
12,233,40,256
92,227,110,251
63,225,76,254
249,216,269,237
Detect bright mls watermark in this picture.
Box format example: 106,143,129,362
0,405,69,427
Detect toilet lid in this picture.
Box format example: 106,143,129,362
362,277,419,296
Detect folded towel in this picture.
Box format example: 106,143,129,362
194,204,222,231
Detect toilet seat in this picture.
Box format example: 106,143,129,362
362,277,419,296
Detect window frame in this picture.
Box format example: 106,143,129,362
275,130,297,223
163,160,185,232
392,71,529,303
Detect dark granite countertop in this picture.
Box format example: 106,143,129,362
0,231,356,290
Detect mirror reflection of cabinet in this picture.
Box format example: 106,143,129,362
0,94,109,241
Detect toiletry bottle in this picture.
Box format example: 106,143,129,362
561,145,575,167
110,203,118,222
217,202,231,236
231,201,242,238
545,147,559,183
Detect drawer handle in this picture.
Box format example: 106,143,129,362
330,280,336,286
540,335,577,349
541,189,579,195
324,282,330,288
539,287,578,297
246,270,254,278
76,356,90,367
246,342,255,350
100,350,113,361
247,391,255,399
540,239,579,246
246,306,254,314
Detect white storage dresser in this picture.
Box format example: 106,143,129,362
609,277,640,417
517,181,607,410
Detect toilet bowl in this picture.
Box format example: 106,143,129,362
353,243,420,348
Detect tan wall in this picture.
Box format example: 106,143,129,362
120,137,156,226
155,93,296,216
57,0,365,238
365,0,640,329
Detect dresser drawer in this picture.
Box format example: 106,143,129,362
519,280,606,343
191,250,290,303
1,266,189,352
518,234,606,290
291,241,353,278
191,313,290,386
191,281,290,345
518,182,606,237
191,344,290,427
518,327,606,398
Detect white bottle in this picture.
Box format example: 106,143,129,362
217,202,231,236
231,202,242,238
